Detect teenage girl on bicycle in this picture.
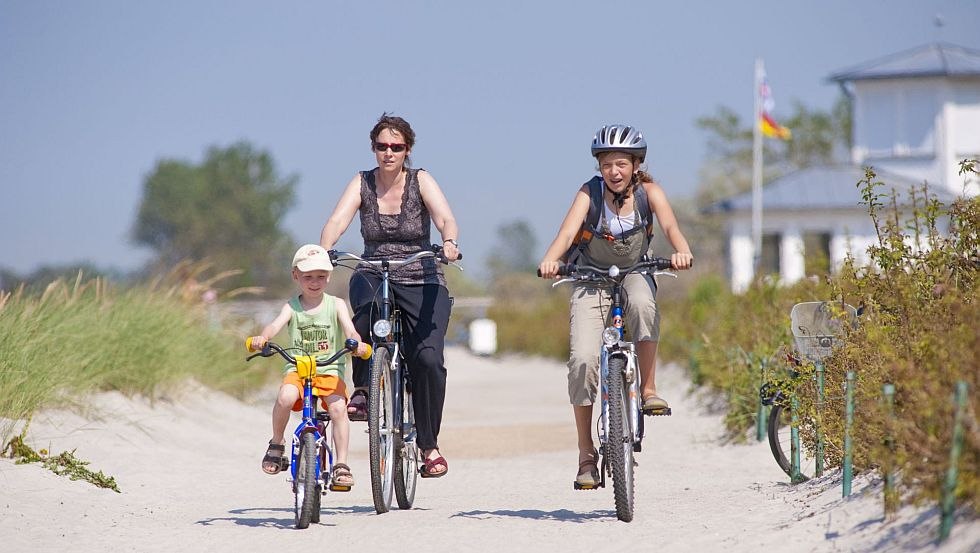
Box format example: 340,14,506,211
248,244,369,487
537,124,694,487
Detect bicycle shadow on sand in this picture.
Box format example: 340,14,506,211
452,508,614,523
196,505,377,529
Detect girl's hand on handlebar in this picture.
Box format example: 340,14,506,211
671,252,694,270
538,260,561,279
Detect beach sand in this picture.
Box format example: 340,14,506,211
1,347,977,552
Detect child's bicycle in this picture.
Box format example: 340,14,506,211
542,257,675,523
760,301,857,481
245,337,371,529
329,245,461,514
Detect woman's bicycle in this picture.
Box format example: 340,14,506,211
329,245,461,514
245,337,371,528
543,257,675,523
760,301,857,481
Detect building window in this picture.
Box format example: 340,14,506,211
804,232,832,274
760,233,781,276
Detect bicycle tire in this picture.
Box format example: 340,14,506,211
606,356,635,522
394,376,418,509
767,403,815,481
295,432,319,529
368,346,396,514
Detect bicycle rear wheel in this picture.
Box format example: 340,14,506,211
368,346,396,514
767,403,816,481
394,378,418,509
606,356,635,522
294,432,319,529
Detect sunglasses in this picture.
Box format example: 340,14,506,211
373,142,408,153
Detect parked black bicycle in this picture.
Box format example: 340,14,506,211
760,301,857,481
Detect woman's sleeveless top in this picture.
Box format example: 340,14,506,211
358,168,445,286
286,295,346,376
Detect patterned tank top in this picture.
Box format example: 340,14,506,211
286,295,346,377
358,168,445,286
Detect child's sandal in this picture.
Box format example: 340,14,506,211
261,442,289,475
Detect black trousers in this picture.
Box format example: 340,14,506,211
349,271,451,452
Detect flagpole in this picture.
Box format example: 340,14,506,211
752,58,764,275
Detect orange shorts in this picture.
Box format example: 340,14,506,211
282,372,348,412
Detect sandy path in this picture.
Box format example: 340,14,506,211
1,347,977,552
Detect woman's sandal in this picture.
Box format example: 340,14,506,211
347,389,368,422
330,463,354,489
261,442,289,475
419,454,449,478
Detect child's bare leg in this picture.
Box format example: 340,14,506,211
271,384,300,444
326,395,349,464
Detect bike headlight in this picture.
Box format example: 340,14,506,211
607,265,620,278
373,319,392,338
602,326,620,347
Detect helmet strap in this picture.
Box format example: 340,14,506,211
604,179,634,209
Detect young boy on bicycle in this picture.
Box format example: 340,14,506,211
248,244,369,487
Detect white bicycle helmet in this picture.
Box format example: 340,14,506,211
591,124,647,163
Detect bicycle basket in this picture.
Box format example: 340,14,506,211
295,354,317,379
790,301,857,362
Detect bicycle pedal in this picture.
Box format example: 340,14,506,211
573,482,599,490
327,484,352,492
643,407,672,416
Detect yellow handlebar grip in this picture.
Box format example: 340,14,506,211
359,344,373,360
245,337,256,352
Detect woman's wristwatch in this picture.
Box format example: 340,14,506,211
443,238,458,247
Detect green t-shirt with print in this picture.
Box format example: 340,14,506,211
285,295,347,378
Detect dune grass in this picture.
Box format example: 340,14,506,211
0,265,270,443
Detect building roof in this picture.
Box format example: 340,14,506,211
828,43,980,82
704,165,957,214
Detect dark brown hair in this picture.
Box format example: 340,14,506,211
370,112,416,168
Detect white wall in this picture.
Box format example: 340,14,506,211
853,76,980,197
726,210,877,292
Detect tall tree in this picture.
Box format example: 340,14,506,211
132,142,297,288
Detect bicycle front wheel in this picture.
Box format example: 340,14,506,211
368,346,396,514
767,403,816,481
394,379,418,509
294,432,319,529
606,356,635,522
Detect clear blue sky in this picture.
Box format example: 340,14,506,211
2,1,978,278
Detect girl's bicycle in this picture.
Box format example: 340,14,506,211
760,301,857,481
329,245,461,514
544,257,675,523
245,337,371,528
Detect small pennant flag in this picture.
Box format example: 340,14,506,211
759,74,791,140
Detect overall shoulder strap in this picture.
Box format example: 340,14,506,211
634,182,653,235
585,176,604,231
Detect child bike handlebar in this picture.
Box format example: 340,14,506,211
245,338,373,365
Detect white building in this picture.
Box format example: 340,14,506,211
711,43,980,292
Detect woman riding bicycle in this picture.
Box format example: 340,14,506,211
537,123,693,487
320,113,459,478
